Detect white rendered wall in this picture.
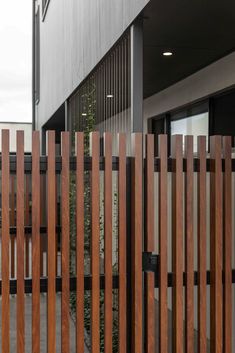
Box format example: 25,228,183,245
0,123,32,152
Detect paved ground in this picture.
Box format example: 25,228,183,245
0,294,89,353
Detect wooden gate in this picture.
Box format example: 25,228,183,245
0,130,234,353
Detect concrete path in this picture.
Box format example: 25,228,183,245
0,294,89,353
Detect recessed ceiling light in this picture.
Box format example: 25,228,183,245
107,94,114,98
82,113,87,116
163,51,173,56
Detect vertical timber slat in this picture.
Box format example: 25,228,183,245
197,136,207,353
104,132,113,353
25,174,30,277
76,132,84,353
17,131,25,353
158,135,168,353
210,136,222,353
171,135,183,353
118,133,127,353
1,130,10,353
32,131,40,353
145,134,154,353
131,133,143,353
223,136,232,353
10,174,15,278
185,136,194,353
40,174,45,276
61,132,70,353
90,132,100,353
47,131,56,353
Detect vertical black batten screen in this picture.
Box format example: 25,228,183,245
69,31,131,154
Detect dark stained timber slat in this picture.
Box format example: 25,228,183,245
185,136,194,353
104,132,113,353
197,136,207,353
91,132,100,353
158,134,168,353
1,130,10,353
17,131,25,353
223,136,232,353
61,132,70,353
32,131,40,353
145,134,155,353
210,136,222,353
131,133,143,353
76,132,84,353
47,131,56,353
118,133,127,353
171,135,183,353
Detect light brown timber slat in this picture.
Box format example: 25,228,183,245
223,136,232,353
32,131,40,353
61,132,70,353
158,134,168,353
104,132,113,353
90,132,100,353
1,130,10,353
25,174,30,277
185,136,194,353
145,134,154,353
210,136,222,353
47,131,56,353
197,136,207,353
131,133,143,353
17,131,25,353
171,135,183,353
10,174,15,278
76,132,84,353
118,133,127,353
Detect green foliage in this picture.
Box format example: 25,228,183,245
69,83,119,352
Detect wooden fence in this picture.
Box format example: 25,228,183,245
0,130,234,353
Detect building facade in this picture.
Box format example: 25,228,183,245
33,0,235,154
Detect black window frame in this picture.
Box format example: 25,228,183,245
148,100,210,155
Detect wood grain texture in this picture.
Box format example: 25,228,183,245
171,135,183,353
185,136,194,353
25,174,30,277
210,136,222,353
104,132,113,353
131,133,143,353
32,131,41,353
90,132,100,353
222,136,232,353
10,174,15,278
17,131,25,353
1,130,10,353
145,134,154,353
40,174,46,276
197,136,207,353
76,132,84,353
47,131,56,353
61,132,70,353
158,134,168,353
118,133,127,353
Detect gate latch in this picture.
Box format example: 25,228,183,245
142,252,159,273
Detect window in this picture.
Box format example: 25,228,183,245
171,112,209,152
148,101,209,154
